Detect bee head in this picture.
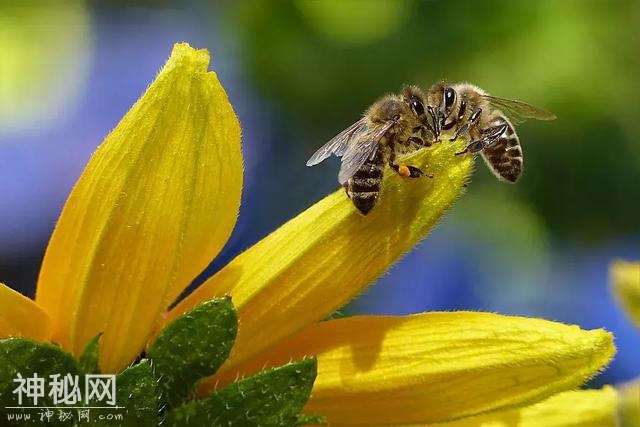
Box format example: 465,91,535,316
426,81,445,110
369,96,405,126
401,85,427,119
427,80,457,123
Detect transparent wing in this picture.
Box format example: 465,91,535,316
306,118,368,166
482,95,556,125
337,121,392,185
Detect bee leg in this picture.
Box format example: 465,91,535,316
427,106,441,141
450,123,471,143
481,123,508,141
423,122,437,140
454,140,484,156
343,182,351,198
478,124,508,149
406,165,432,178
454,124,507,156
412,126,437,145
388,148,427,178
407,136,432,148
450,108,482,142
390,163,428,178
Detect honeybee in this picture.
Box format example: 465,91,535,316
427,82,556,182
306,86,436,215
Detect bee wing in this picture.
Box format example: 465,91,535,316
337,121,393,185
482,95,556,125
306,118,368,166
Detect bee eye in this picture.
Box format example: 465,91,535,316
410,98,425,116
444,88,456,109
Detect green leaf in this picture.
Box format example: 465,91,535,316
116,360,158,425
165,358,317,427
295,414,327,425
0,338,81,426
84,360,158,427
79,333,101,374
147,296,237,408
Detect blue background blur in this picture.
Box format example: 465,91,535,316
1,1,638,386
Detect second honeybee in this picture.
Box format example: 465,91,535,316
427,82,556,183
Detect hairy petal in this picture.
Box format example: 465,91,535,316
207,312,614,425
35,43,242,372
417,388,619,427
166,139,473,380
333,388,619,427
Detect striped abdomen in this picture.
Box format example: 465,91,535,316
480,115,523,183
347,148,385,215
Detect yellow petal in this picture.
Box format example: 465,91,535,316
166,138,473,379
355,388,618,427
0,283,51,342
618,378,640,427
207,312,614,425
610,260,640,327
431,387,618,427
35,43,242,372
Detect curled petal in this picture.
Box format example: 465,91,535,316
206,312,614,425
35,43,242,372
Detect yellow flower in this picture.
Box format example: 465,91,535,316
0,43,615,425
611,260,640,328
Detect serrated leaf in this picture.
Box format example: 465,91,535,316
79,333,101,374
83,360,158,427
0,338,81,426
165,358,317,427
116,360,158,425
147,297,237,408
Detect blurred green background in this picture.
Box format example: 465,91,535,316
0,0,638,386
